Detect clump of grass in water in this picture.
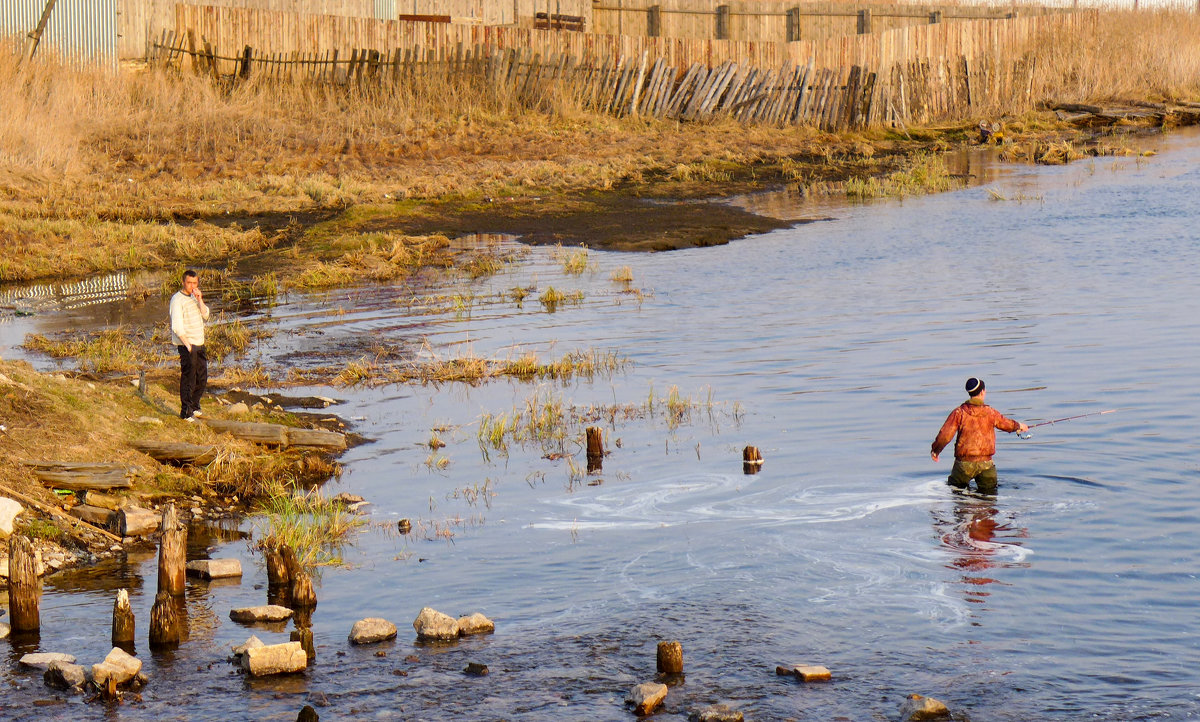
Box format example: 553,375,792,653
844,152,960,199
477,388,568,459
609,266,634,284
540,286,584,313
24,327,169,374
551,244,591,275
252,486,364,568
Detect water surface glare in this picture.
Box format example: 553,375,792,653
3,130,1200,721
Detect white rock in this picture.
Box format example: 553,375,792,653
689,703,744,722
186,559,243,579
413,607,459,641
241,641,307,676
228,402,251,415
456,612,495,636
44,661,88,690
230,605,293,623
20,652,76,670
628,682,668,715
0,496,23,537
900,694,951,721
232,635,266,657
91,647,142,687
349,618,397,645
0,622,9,640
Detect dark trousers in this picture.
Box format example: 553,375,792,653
178,345,208,418
948,459,998,494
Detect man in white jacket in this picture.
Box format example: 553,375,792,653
169,269,211,420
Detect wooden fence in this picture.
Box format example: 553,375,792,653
152,29,1038,131
174,4,1095,73
592,0,1065,44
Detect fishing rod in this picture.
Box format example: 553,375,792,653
1017,409,1117,439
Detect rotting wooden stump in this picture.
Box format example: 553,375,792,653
202,419,346,450
132,440,219,466
148,591,181,648
586,426,604,472
264,542,290,588
742,445,764,475
24,461,133,490
157,503,186,596
112,589,135,648
7,535,41,632
656,640,683,675
281,545,317,609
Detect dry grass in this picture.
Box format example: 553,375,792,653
3,11,1200,283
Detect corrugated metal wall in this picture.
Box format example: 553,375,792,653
0,0,119,69
375,0,397,19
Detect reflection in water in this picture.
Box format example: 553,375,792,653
934,494,1029,620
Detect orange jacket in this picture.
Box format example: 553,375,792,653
932,399,1021,462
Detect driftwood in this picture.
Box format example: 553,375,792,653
0,482,122,544
25,461,133,490
115,506,160,537
69,504,116,528
132,440,218,465
203,419,346,450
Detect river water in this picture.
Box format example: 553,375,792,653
2,128,1199,721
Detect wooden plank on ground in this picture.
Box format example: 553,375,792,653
25,462,133,491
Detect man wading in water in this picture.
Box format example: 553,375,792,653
931,377,1028,494
170,269,210,421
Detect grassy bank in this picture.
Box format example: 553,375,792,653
0,359,342,555
2,9,1199,283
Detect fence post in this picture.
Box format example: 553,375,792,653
857,8,872,34
239,45,253,80
929,10,942,24
648,5,662,37
786,7,801,42
716,5,730,40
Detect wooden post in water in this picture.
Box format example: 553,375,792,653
743,445,764,474
157,503,186,596
282,544,317,609
112,588,135,648
7,535,40,632
648,5,662,37
657,640,684,675
586,426,604,472
149,591,181,647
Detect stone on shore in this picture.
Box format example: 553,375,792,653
349,618,397,645
456,612,495,636
230,605,294,624
186,559,243,579
413,607,459,641
91,647,143,687
0,622,9,639
627,682,668,715
688,703,744,722
44,661,88,691
20,652,76,670
227,402,251,416
0,496,23,537
900,694,950,721
241,641,307,676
